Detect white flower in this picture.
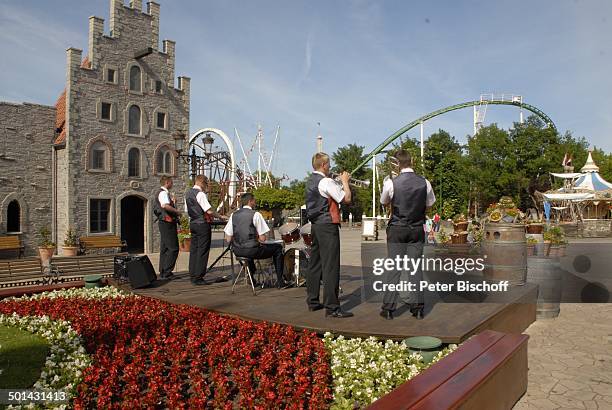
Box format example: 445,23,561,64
0,313,91,407
325,332,459,408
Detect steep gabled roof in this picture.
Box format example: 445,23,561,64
53,56,90,146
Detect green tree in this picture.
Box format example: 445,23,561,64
252,186,301,210
331,143,370,180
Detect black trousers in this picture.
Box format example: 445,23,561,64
307,223,340,312
382,224,425,312
158,221,179,277
189,221,212,281
233,243,284,283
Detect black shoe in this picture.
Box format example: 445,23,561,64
277,280,290,289
191,278,206,286
410,304,425,320
160,273,175,280
325,309,354,318
308,304,324,312
380,310,394,320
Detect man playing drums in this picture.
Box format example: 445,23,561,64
224,193,288,289
305,152,353,318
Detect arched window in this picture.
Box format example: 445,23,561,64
129,65,141,92
128,105,141,135
164,151,172,173
90,141,109,170
128,147,140,177
6,200,20,233
156,147,173,175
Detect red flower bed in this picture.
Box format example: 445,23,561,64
0,296,332,409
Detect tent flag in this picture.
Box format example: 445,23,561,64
544,201,551,222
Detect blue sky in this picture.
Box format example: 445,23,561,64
1,0,611,180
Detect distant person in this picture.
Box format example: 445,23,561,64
425,216,435,244
305,152,353,318
155,176,181,280
185,175,227,285
433,212,441,232
379,149,436,320
224,193,287,288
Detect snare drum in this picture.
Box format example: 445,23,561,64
300,223,313,247
279,222,300,245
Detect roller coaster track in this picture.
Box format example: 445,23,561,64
352,99,557,174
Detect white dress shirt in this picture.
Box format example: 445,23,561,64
313,171,345,204
380,168,436,207
184,185,212,213
158,186,171,206
223,206,270,237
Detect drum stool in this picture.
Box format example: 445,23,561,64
232,257,257,296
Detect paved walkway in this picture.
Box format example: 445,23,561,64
515,304,612,409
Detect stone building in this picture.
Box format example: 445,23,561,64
0,0,189,256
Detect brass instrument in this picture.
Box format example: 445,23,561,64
330,172,371,188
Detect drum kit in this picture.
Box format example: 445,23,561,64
278,221,313,287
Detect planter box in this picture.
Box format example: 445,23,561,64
369,330,528,410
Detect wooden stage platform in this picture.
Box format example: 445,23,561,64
133,264,537,344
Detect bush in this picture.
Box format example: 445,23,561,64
253,186,302,210
38,226,56,248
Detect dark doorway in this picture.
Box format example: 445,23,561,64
121,196,145,253
7,200,20,233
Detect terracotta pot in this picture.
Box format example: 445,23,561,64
62,246,78,257
549,245,566,257
38,246,56,265
179,237,191,252
526,224,544,234
540,241,552,257
527,244,536,257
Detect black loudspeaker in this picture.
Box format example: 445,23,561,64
126,255,156,289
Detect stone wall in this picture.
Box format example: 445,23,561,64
59,0,189,254
0,102,55,256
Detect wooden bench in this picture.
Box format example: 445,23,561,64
368,330,529,410
0,257,44,287
79,235,126,254
0,235,24,258
51,254,125,281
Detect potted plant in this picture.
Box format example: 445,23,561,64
178,215,191,252
452,213,468,233
38,226,56,265
542,230,554,257
436,230,451,247
547,226,567,257
62,227,79,257
526,237,538,257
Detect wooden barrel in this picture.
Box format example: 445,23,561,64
482,223,527,285
527,257,562,319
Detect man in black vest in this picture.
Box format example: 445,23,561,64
185,175,227,285
224,193,288,288
157,176,181,280
305,152,353,318
379,150,436,320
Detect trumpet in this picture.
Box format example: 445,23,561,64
330,172,371,188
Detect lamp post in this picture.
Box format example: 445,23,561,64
438,151,443,216
174,130,207,181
